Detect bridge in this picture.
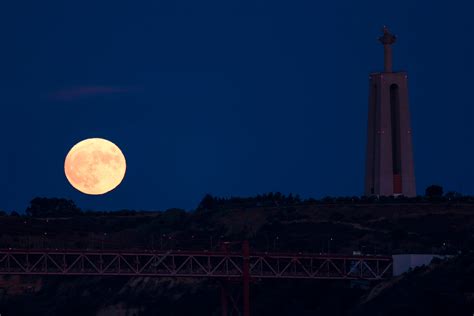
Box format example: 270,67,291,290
0,242,393,316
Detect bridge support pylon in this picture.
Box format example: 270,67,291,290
242,240,250,316
220,281,228,316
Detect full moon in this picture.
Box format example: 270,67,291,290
64,138,126,195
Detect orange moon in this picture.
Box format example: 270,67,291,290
64,138,126,195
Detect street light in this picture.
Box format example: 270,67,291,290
102,233,107,249
43,232,47,249
328,237,333,254
161,234,166,250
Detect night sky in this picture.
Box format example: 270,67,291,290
1,0,473,212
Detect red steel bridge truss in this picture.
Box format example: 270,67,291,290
0,244,393,316
0,249,392,280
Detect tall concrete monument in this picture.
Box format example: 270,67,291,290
365,27,416,197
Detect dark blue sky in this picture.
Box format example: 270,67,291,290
1,0,473,212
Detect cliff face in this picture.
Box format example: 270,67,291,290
0,276,218,315
0,275,366,315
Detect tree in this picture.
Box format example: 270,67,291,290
445,191,462,200
425,185,444,198
197,194,216,211
26,197,82,217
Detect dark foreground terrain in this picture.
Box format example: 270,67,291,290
0,195,473,315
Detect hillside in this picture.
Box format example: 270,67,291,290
351,253,474,316
1,197,473,254
0,196,473,315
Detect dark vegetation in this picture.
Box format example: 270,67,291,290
0,184,473,315
352,253,474,316
0,184,472,219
